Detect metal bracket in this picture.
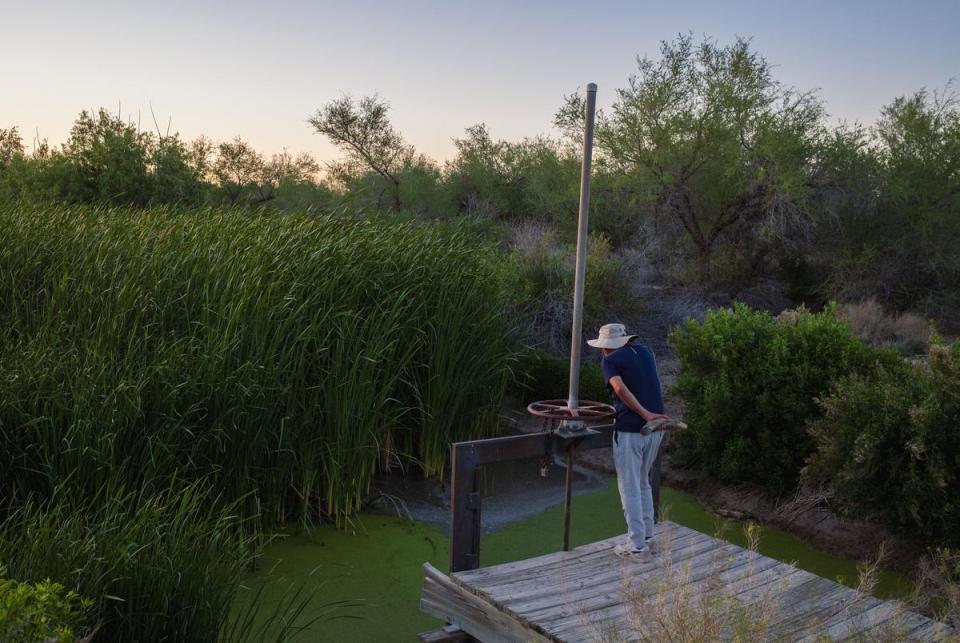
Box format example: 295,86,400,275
553,423,598,442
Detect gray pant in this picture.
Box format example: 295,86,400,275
613,430,663,549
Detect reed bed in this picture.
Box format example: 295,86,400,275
0,202,516,638
0,482,256,641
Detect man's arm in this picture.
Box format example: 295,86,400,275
608,375,667,423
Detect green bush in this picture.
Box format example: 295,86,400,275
806,341,960,542
669,304,897,493
516,348,607,404
0,570,91,642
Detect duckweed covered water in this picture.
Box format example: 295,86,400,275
241,482,911,641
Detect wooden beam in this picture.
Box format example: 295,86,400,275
421,563,555,643
651,447,662,521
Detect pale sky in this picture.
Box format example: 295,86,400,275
2,0,958,163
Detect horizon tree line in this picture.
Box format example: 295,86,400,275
1,33,957,318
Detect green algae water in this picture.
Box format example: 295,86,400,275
238,482,911,641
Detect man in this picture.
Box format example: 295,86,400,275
588,323,667,561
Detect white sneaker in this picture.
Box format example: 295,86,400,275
614,543,653,562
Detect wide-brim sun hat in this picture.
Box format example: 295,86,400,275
587,323,637,349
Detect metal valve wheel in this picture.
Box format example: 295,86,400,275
526,399,615,421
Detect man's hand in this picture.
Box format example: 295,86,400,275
609,376,668,423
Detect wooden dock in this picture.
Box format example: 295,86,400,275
420,521,952,642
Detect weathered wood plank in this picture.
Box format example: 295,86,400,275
455,540,708,613
698,561,808,617
509,537,737,618
541,549,778,637
544,550,789,638
421,563,556,643
523,542,759,625
905,618,956,641
453,535,623,586
421,522,951,642
549,565,810,642
800,600,897,641
479,530,717,607
871,610,939,641
769,578,860,636
534,544,748,618
456,522,696,587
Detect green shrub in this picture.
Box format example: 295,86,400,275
806,341,960,542
516,348,607,405
669,303,897,493
0,570,91,643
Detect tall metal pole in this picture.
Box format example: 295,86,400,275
567,83,598,415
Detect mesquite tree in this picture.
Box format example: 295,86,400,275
560,34,825,283
0,127,24,169
828,88,960,308
309,94,413,210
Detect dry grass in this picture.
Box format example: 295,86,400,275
613,523,784,642
837,299,932,355
913,548,960,635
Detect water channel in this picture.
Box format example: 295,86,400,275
238,458,911,641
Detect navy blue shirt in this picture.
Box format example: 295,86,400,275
601,342,664,433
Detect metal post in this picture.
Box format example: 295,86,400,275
567,83,598,414
449,444,481,573
651,448,662,522
562,445,574,551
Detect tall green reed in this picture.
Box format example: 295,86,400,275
0,482,255,641
0,202,516,524
0,202,517,638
